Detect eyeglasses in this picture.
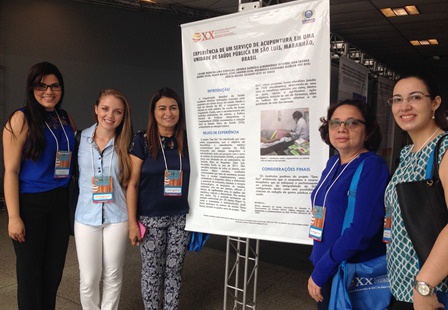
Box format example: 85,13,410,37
329,118,365,130
387,94,431,106
34,83,62,91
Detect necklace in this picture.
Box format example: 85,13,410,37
411,127,440,153
403,127,440,173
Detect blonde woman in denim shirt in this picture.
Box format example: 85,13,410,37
74,88,132,310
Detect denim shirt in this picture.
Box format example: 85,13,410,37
75,124,128,225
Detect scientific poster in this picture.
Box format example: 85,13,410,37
338,55,369,102
182,0,330,244
377,76,397,171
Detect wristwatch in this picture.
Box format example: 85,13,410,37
413,277,435,296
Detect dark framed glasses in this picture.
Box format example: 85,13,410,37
34,83,62,91
329,118,365,130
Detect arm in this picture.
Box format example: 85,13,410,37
311,157,389,286
413,150,448,309
126,154,143,246
3,112,28,242
308,276,324,302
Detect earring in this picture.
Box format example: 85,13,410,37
432,111,435,120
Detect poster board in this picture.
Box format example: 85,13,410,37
181,0,330,244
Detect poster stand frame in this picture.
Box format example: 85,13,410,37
223,236,260,310
223,2,261,308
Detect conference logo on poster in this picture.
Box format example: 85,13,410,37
192,27,236,43
302,9,315,24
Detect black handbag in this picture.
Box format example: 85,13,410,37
68,130,82,236
396,134,448,265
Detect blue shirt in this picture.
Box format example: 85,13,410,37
19,108,75,193
129,131,190,217
75,124,128,225
310,152,389,287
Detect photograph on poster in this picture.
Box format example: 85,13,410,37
260,108,310,156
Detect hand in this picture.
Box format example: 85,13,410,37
128,226,141,246
308,276,323,303
8,217,26,243
413,289,444,309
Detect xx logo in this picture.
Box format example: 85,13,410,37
354,277,373,286
201,31,215,40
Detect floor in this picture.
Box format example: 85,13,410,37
0,208,316,309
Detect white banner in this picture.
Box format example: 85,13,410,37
376,76,396,170
181,0,330,244
338,55,369,102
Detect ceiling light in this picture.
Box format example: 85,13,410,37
139,0,156,3
428,39,439,45
392,8,408,16
380,8,395,17
433,56,440,60
380,6,420,17
410,39,439,46
404,6,420,15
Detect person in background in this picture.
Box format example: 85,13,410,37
307,99,389,309
3,62,76,309
385,72,448,309
127,87,190,310
74,88,133,310
292,110,309,141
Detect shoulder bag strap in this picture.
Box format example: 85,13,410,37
426,133,448,180
341,158,366,233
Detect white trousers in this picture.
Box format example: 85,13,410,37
74,221,128,310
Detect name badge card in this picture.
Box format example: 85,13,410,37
54,151,72,178
383,207,392,243
92,176,113,203
164,170,183,196
309,205,326,242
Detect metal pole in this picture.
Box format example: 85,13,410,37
223,236,230,309
242,238,249,309
252,240,260,309
224,237,260,309
234,238,241,309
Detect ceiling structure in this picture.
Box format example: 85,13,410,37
73,0,448,91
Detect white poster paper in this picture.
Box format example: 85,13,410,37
338,55,369,102
376,76,402,172
377,76,397,171
181,0,330,244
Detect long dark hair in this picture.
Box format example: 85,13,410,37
319,99,382,151
5,62,65,160
394,71,448,131
146,87,186,159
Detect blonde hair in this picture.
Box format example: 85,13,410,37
94,88,133,187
